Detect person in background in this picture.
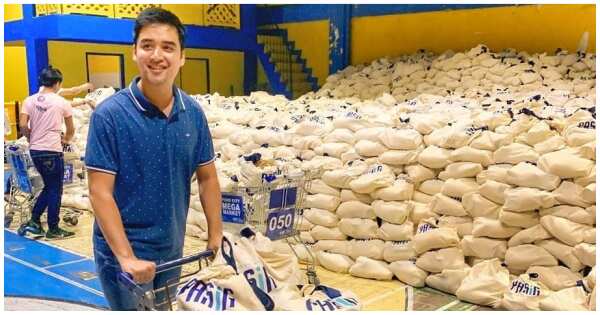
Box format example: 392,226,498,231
17,66,77,239
85,8,223,310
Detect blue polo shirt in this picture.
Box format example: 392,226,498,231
85,77,215,261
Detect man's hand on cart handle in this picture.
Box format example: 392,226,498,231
119,257,156,284
206,231,223,252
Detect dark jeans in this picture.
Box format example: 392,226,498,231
30,150,64,229
93,238,182,310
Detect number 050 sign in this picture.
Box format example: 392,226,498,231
265,208,295,240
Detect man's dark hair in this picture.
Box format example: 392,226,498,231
39,66,63,87
133,7,185,49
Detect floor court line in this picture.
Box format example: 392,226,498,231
42,258,90,269
5,253,105,298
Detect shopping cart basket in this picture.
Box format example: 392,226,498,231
220,167,321,285
117,250,214,310
4,143,83,228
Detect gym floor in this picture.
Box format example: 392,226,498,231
4,211,490,311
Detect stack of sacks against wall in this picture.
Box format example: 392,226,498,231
186,180,208,240
178,46,595,301
58,88,115,211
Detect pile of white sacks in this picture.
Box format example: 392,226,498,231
58,88,116,211
39,44,594,310
316,44,595,102
186,45,596,310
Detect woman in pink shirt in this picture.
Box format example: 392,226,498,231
18,66,79,239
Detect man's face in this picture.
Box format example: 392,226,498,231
133,23,185,87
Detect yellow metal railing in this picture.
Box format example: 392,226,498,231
34,4,241,29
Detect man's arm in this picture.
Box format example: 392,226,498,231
18,113,30,141
63,116,75,144
195,162,223,250
70,98,94,109
58,82,94,97
87,170,156,283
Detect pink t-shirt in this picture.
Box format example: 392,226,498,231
22,92,72,152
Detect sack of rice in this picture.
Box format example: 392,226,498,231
378,221,414,241
310,225,347,241
316,251,355,274
535,239,585,272
437,215,473,237
349,239,385,260
372,200,412,224
508,224,552,247
500,273,551,310
460,235,507,259
349,256,393,280
438,162,483,180
539,205,595,226
383,240,417,262
493,143,539,165
303,193,341,212
378,128,423,150
526,265,582,291
503,187,557,212
336,200,376,219
370,178,414,201
539,285,590,311
416,247,466,273
478,180,512,204
573,243,595,267
449,146,494,166
405,164,437,183
505,162,561,191
539,215,596,247
462,192,501,218
455,258,510,308
552,180,593,208
413,220,460,255
441,178,479,198
349,164,396,194
476,164,512,184
303,208,340,227
498,208,539,228
338,218,379,239
340,189,374,204
538,149,594,179
389,260,429,287
418,145,452,169
418,179,445,195
430,193,469,216
425,266,471,295
472,217,522,239
505,245,558,271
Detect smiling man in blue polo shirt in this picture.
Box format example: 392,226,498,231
85,8,223,310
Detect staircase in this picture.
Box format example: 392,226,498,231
257,28,319,99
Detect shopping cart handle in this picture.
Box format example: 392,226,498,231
117,271,139,291
156,249,215,273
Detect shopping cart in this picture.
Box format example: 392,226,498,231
4,143,83,228
220,167,321,286
117,250,214,311
116,167,321,311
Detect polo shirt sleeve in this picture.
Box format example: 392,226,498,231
84,112,119,175
21,97,32,116
195,108,216,168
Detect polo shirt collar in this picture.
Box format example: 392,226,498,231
128,76,186,116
